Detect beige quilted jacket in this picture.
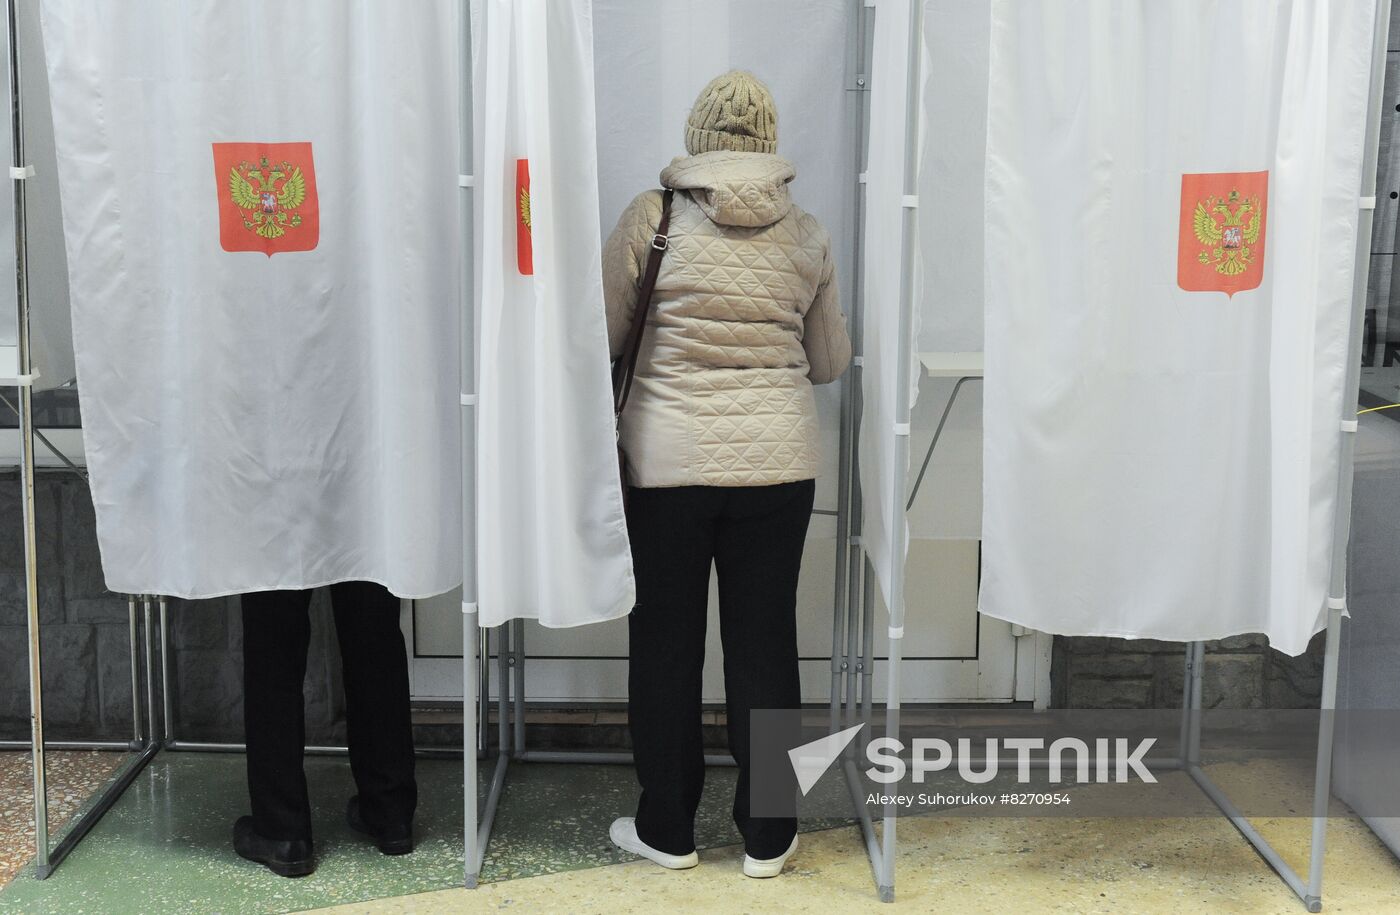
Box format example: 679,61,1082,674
604,151,851,488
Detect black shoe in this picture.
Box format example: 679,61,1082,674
232,816,315,878
347,796,414,855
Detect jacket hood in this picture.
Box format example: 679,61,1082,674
660,151,795,228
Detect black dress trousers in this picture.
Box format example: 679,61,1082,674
626,479,814,860
241,580,417,842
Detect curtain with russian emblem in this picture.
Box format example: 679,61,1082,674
979,0,1377,654
39,0,463,598
472,0,636,628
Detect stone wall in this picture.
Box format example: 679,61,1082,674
0,470,346,745
2,468,1333,745
1,470,135,741
1050,633,1326,711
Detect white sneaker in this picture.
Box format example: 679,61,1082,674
743,835,798,878
609,817,699,870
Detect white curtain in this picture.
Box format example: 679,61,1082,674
473,0,634,628
860,0,925,614
980,0,1376,655
40,0,463,599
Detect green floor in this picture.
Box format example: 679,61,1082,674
0,752,847,914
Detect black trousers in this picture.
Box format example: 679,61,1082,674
626,479,814,860
241,581,417,842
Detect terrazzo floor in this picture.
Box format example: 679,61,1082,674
0,751,848,914
0,750,127,886
317,801,1400,914
1,752,1398,913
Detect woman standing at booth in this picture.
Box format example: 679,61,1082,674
604,71,851,878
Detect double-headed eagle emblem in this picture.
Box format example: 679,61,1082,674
1192,188,1262,277
228,155,308,240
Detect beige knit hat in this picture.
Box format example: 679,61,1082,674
685,71,778,155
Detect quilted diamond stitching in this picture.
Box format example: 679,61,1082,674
621,153,837,486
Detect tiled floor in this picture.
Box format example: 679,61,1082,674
0,750,128,885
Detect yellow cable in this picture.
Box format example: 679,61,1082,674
1357,403,1400,415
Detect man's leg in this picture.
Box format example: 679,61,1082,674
329,581,417,831
241,588,315,842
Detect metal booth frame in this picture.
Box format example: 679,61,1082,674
826,0,1395,908
4,0,169,880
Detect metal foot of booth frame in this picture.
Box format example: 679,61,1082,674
17,596,164,880
828,633,1346,908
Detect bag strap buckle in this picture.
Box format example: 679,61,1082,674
651,233,669,251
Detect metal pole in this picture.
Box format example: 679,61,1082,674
1304,2,1392,906
518,750,737,767
1177,642,1195,765
1187,641,1204,766
1305,611,1344,911
473,752,509,875
843,0,874,762
127,595,142,746
860,553,876,740
478,627,490,755
842,758,886,889
38,740,160,877
832,0,871,741
842,544,862,744
496,625,510,755
158,596,173,743
142,596,157,745
906,376,979,510
874,0,925,901
511,617,525,756
6,0,49,877
1188,764,1312,903
162,740,462,759
459,0,482,888
0,740,132,750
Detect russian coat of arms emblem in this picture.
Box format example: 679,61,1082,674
213,142,320,256
1178,171,1268,297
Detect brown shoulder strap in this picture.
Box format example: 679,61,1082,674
613,188,674,414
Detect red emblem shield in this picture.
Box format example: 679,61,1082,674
516,158,533,276
213,142,320,256
1178,171,1268,298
